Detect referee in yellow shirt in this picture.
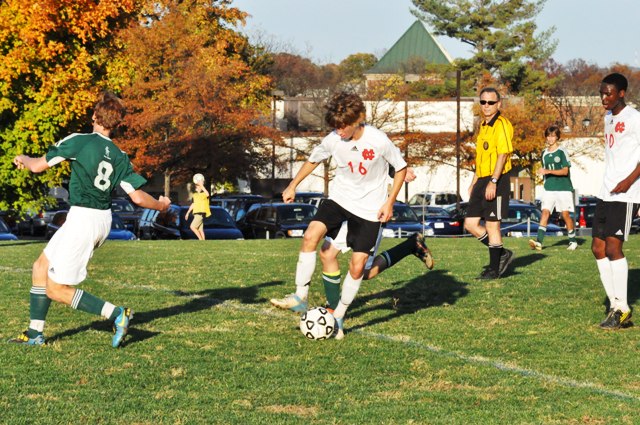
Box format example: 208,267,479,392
464,87,515,279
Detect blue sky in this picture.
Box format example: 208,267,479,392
232,0,640,68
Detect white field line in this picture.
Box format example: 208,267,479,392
3,267,639,402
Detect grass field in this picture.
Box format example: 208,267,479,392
1,236,640,424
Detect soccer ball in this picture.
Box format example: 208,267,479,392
299,307,336,340
192,173,205,184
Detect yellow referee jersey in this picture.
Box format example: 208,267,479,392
475,112,514,177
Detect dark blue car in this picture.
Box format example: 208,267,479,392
0,217,18,241
138,205,243,240
501,202,564,237
411,205,464,236
382,203,425,238
236,202,317,239
45,211,136,240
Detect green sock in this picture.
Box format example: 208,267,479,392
71,289,106,316
322,271,341,310
568,229,576,243
537,227,546,243
27,286,51,338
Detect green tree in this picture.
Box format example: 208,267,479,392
0,0,139,212
411,0,556,94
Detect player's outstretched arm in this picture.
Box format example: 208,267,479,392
283,161,319,203
129,190,171,211
13,155,49,173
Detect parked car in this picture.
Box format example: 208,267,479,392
45,211,136,240
411,205,464,236
574,198,598,228
210,194,266,221
0,217,18,241
0,210,19,233
408,192,459,207
138,205,243,240
17,199,70,236
237,202,317,239
444,200,564,237
382,203,426,238
502,203,564,237
111,198,143,233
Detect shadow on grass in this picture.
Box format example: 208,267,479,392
502,252,545,277
346,270,468,333
546,237,588,249
46,280,283,346
0,240,45,247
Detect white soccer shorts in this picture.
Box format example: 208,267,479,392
44,206,111,285
541,191,575,213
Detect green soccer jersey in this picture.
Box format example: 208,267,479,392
46,133,146,210
541,146,573,192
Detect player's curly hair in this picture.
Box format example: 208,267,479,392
93,91,125,131
324,92,365,129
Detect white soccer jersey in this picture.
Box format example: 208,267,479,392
308,125,407,221
599,106,640,202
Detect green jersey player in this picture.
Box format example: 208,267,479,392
528,125,578,251
10,92,170,348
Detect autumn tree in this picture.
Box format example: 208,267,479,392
411,0,556,94
113,0,276,193
0,0,139,212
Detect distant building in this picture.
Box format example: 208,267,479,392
365,20,453,85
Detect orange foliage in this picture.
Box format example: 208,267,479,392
115,0,276,186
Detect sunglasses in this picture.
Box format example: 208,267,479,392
479,100,498,105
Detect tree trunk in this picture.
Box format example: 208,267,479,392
164,169,171,198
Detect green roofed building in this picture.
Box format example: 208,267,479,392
366,20,452,82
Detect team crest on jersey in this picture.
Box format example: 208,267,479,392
554,156,560,163
362,149,375,160
104,147,111,160
615,122,625,133
483,141,489,150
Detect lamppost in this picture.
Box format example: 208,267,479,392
271,90,284,191
455,69,461,211
403,75,419,202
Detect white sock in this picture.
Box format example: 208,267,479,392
333,273,363,319
101,302,116,320
596,258,616,309
610,257,629,312
29,320,45,333
294,251,316,300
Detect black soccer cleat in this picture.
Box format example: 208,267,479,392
411,233,434,270
498,249,514,277
599,309,633,330
477,268,499,280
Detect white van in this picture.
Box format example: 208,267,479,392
408,192,459,207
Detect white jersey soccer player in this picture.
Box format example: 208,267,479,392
600,106,640,203
309,125,407,222
270,92,408,339
593,73,640,331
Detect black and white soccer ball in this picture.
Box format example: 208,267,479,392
299,307,336,340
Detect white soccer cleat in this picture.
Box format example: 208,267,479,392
270,294,308,313
333,317,345,340
528,239,542,251
567,242,578,251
